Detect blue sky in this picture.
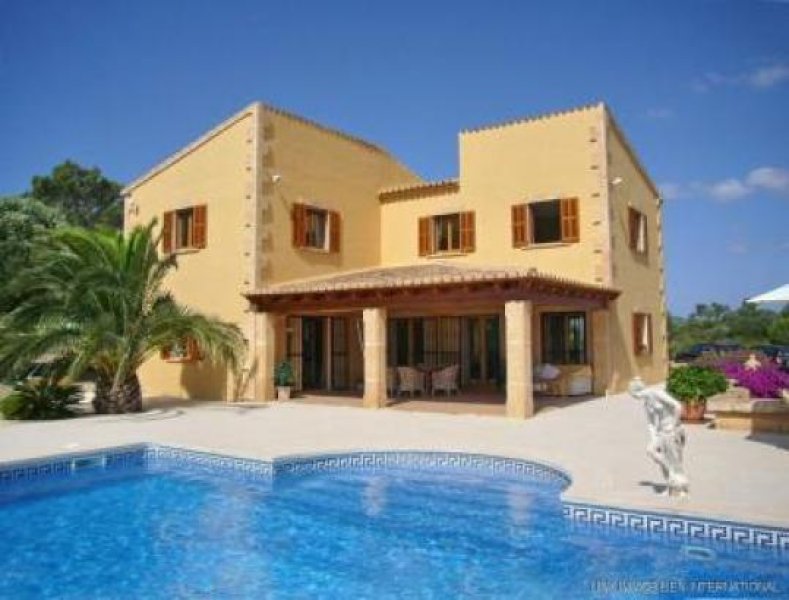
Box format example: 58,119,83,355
1,0,787,315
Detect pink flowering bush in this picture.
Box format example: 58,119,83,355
719,361,789,399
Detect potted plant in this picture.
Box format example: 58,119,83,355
274,360,295,401
666,365,728,422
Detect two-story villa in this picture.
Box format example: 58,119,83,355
123,101,668,418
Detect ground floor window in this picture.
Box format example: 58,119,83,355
541,312,587,364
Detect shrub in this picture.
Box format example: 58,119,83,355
0,379,81,420
274,361,294,387
719,362,789,399
666,366,728,405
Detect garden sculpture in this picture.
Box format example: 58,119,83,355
629,377,689,497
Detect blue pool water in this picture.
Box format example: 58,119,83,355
0,454,786,599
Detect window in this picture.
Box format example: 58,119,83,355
418,212,475,256
161,339,201,363
628,207,648,255
541,312,587,364
162,205,207,253
292,203,340,252
512,198,579,247
434,213,461,252
306,207,328,250
175,209,194,249
633,312,653,356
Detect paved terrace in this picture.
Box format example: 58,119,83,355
0,392,787,528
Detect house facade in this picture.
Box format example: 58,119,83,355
123,101,668,418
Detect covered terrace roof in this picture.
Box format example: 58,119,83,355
246,262,619,312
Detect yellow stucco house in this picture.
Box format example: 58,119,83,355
123,101,668,418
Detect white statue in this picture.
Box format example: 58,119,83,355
628,377,689,497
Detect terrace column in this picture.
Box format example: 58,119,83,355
254,311,276,402
363,307,387,409
505,300,534,419
591,309,613,396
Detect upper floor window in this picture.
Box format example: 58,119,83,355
512,198,579,248
161,338,202,363
633,312,653,356
292,203,340,253
418,212,475,256
162,205,207,254
628,207,648,255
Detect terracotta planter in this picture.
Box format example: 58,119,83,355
276,386,291,401
681,399,707,423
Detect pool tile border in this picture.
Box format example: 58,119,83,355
563,502,789,551
1,444,787,551
273,450,571,487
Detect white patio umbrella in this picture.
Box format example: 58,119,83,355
747,284,789,305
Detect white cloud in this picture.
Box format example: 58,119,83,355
706,178,751,202
646,108,673,120
693,63,789,91
747,64,789,88
746,166,789,194
660,166,789,202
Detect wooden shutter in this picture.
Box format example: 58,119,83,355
187,338,202,361
512,204,528,247
193,205,207,249
418,217,431,256
560,198,580,243
329,210,341,253
628,207,639,250
632,314,641,355
292,203,306,248
460,211,475,253
162,211,174,254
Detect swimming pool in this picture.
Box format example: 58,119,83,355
0,446,786,598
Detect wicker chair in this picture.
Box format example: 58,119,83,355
396,366,425,397
431,364,459,396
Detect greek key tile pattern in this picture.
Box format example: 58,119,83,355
274,451,571,487
0,444,148,488
144,445,273,481
563,502,789,551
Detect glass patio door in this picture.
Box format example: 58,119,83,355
465,316,501,386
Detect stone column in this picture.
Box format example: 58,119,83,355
254,311,276,402
591,308,613,396
362,307,387,409
505,300,534,419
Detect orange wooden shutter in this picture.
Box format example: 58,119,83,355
560,198,579,243
162,211,174,254
460,211,475,253
512,204,527,247
632,314,641,355
187,338,203,361
193,205,207,249
418,217,431,256
628,208,639,250
292,203,306,248
329,210,341,253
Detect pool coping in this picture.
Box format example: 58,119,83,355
1,442,787,552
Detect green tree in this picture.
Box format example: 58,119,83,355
31,161,123,228
768,316,789,345
0,222,245,413
0,196,65,311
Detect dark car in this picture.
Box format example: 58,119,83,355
674,343,743,363
751,345,789,371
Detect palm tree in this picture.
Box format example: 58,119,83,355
0,222,245,413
